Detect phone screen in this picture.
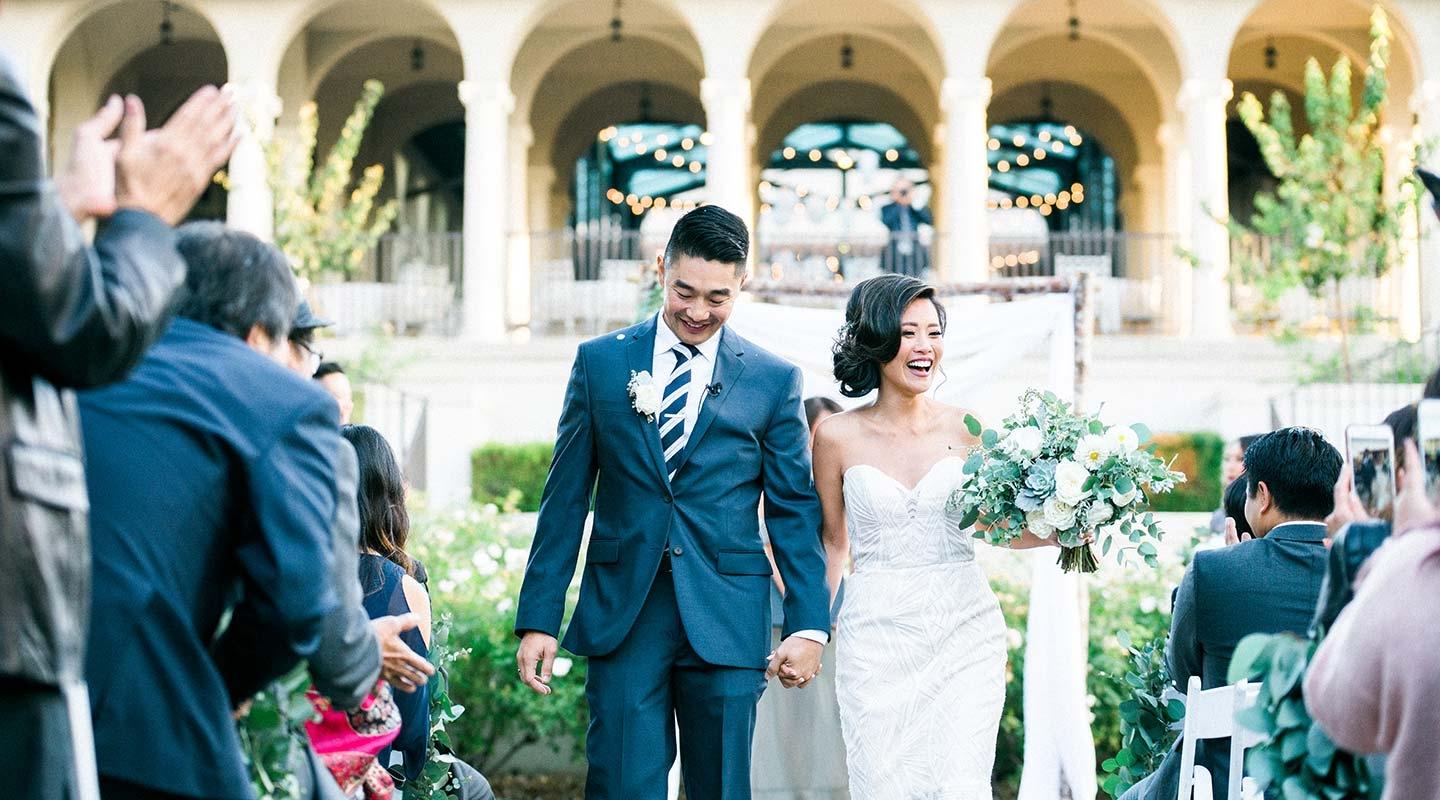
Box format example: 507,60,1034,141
1350,436,1396,518
1421,405,1440,504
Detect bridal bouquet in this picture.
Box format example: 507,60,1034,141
947,389,1186,573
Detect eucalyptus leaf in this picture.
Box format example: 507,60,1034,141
965,414,983,436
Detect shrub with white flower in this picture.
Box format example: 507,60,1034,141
947,389,1186,572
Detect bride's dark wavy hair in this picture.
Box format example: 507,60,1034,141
832,274,946,398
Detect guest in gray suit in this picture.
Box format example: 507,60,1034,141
1123,427,1341,800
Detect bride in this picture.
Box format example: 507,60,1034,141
811,274,1058,799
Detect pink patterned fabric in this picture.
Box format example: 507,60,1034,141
306,681,402,800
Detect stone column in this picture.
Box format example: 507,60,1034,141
1157,121,1191,335
507,122,533,328
459,78,513,341
1178,78,1234,338
700,76,754,228
939,76,992,283
1415,80,1440,331
226,80,282,239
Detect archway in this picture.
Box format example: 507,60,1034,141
47,1,227,219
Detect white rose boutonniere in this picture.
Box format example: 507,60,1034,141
627,370,663,422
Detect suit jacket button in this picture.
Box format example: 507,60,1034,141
672,547,683,557
663,493,673,504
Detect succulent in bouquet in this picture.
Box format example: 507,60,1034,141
947,389,1185,573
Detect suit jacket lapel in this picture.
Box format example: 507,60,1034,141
626,317,672,485
670,328,746,477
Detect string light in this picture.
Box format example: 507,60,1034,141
1039,130,1051,142
1052,140,1064,153
654,197,667,209
656,134,669,146
782,146,796,159
1016,196,1030,208
699,132,715,146
672,155,685,167
1016,154,1030,166
688,162,702,174
988,138,1001,150
1012,134,1025,147
1034,148,1046,160
681,137,695,150
885,149,899,162
808,149,822,162
654,148,667,160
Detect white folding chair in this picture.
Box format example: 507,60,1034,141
1176,676,1263,800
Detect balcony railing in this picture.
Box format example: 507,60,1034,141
309,231,464,336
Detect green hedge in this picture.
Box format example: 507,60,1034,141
1146,431,1225,513
472,443,554,512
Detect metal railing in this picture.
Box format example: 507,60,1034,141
1268,327,1440,443
356,382,430,489
1229,236,1409,334
310,232,463,336
526,229,658,335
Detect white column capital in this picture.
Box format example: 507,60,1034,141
1177,78,1233,113
940,76,993,111
459,80,515,114
700,77,752,112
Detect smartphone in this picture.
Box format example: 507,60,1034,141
1346,424,1396,519
1418,400,1440,504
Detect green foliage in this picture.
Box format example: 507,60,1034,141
409,502,589,773
1228,633,1382,799
238,667,316,800
406,614,478,799
1227,7,1422,369
269,79,400,281
1146,432,1225,513
471,443,555,512
1099,632,1184,797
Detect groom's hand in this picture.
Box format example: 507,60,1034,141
516,631,558,696
767,636,823,689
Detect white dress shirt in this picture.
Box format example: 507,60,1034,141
652,314,828,648
652,312,721,431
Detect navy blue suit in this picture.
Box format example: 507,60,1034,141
515,315,829,799
79,318,341,799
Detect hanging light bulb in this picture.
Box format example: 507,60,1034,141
411,40,426,72
1068,0,1080,41
159,1,175,45
610,0,623,42
1264,37,1278,70
840,37,854,70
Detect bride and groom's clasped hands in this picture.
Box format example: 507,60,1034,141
511,206,1176,800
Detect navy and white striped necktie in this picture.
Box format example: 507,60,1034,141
659,343,699,480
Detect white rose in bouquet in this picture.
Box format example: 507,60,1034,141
1084,500,1115,528
1105,425,1140,454
1074,434,1112,471
1042,496,1078,531
1025,508,1056,539
1054,460,1091,505
1003,426,1044,462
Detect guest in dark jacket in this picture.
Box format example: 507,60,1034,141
0,42,235,800
80,224,341,800
879,178,932,277
1123,427,1340,800
342,424,433,782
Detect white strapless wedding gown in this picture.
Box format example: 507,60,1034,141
835,456,1006,800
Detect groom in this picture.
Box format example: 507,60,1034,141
515,205,831,799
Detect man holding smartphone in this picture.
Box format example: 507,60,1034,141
1121,427,1341,800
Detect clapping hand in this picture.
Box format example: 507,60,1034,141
115,85,238,225
766,635,823,689
372,613,435,692
1223,516,1252,546
58,95,125,222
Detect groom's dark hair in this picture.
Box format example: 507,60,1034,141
1244,427,1341,521
663,205,749,277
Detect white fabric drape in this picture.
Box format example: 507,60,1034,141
727,293,1097,799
